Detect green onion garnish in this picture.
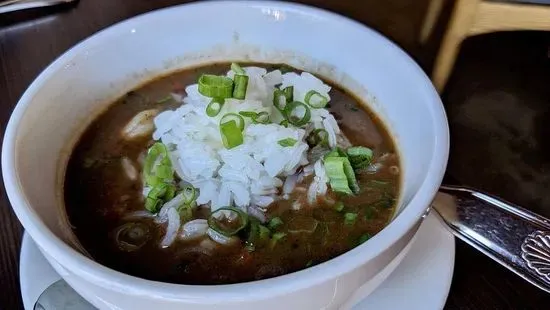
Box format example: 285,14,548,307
358,233,371,244
268,217,283,230
253,111,270,124
233,74,249,100
198,74,234,98
259,225,271,240
324,156,359,195
208,207,249,237
284,101,311,126
220,113,245,131
239,111,270,124
344,212,358,225
220,120,244,149
206,98,224,117
283,86,293,102
278,138,298,147
270,232,287,248
143,142,173,187
145,183,176,213
346,146,374,170
181,184,197,204
304,90,329,108
280,120,289,128
178,204,193,222
273,89,288,111
334,202,345,212
324,147,347,159
239,111,258,118
306,129,329,146
231,62,246,75
145,197,163,213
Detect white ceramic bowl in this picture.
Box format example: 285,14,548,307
2,1,449,309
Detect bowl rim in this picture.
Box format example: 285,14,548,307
1,0,449,301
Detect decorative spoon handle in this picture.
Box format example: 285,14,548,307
0,0,76,14
432,185,550,293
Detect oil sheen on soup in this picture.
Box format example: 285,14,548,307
64,63,401,284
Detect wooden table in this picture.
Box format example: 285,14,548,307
1,0,549,309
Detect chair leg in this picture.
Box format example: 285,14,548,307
420,0,446,43
432,0,480,92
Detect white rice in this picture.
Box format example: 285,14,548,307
148,66,348,247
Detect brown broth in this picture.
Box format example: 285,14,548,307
64,63,400,284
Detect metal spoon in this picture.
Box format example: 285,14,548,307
0,0,77,14
34,279,95,310
34,186,550,308
432,185,550,293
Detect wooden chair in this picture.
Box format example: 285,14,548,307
421,0,550,92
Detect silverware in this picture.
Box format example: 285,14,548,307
34,279,95,310
0,0,77,14
432,185,550,293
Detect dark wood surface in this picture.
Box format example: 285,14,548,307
1,0,550,309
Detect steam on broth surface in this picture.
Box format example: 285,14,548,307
64,63,400,284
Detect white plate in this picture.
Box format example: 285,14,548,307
20,213,454,310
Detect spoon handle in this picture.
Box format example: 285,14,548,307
432,185,550,293
0,0,76,14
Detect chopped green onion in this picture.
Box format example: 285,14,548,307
231,62,246,75
258,225,271,240
143,143,173,187
334,202,345,212
239,111,258,118
358,233,371,245
145,197,162,213
245,242,255,252
273,89,288,111
283,86,293,102
240,111,270,124
208,207,249,237
181,184,197,204
284,101,311,126
253,111,270,124
206,98,224,117
371,192,396,209
346,146,373,170
233,74,249,100
147,183,167,200
306,129,328,146
155,165,173,179
278,138,298,147
324,156,359,195
268,217,283,230
178,204,193,222
156,95,172,104
344,212,358,225
324,147,347,159
164,184,177,201
280,120,289,128
220,120,244,149
364,206,375,219
198,74,234,98
220,113,245,131
247,219,271,248
270,232,287,248
304,90,329,108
